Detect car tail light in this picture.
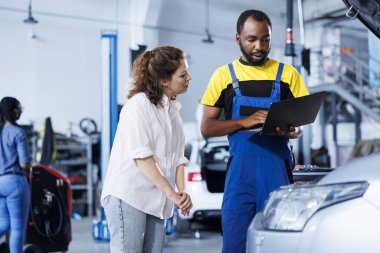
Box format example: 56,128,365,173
188,172,202,182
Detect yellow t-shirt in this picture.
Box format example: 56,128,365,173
201,58,309,120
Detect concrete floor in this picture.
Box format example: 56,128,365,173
70,217,223,253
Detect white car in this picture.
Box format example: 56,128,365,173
173,137,229,232
247,153,380,253
248,0,380,251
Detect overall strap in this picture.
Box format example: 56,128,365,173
275,63,284,85
228,63,241,96
271,63,284,99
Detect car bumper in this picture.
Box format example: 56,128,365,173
247,198,380,253
247,213,302,253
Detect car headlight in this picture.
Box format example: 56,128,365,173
262,181,369,231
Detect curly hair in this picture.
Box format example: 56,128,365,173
128,46,184,107
236,9,272,34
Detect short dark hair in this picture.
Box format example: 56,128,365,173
0,96,20,126
236,9,272,34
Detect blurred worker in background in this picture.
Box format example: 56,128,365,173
0,96,31,253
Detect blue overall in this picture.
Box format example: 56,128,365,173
222,63,294,253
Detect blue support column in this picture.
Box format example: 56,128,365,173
92,30,118,241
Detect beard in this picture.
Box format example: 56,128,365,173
239,41,270,66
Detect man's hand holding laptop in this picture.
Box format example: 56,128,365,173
239,110,267,131
275,125,303,139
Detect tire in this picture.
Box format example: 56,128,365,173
173,212,192,233
23,244,43,253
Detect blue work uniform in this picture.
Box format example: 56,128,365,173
222,63,294,253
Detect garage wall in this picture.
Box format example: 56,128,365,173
156,0,296,122
0,0,156,134
0,7,103,134
0,0,299,134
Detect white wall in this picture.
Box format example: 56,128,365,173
0,0,300,134
0,0,154,134
1,6,103,134
156,0,298,121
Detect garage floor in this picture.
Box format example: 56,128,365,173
70,217,223,253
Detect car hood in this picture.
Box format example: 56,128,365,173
342,0,380,39
318,153,380,208
318,153,380,184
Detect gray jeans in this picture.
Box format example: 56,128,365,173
103,196,165,253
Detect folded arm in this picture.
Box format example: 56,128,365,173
135,156,181,206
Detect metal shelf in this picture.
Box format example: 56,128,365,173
56,144,87,151
71,185,88,190
55,159,88,166
72,199,88,204
53,135,94,217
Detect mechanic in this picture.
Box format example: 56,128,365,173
0,97,31,253
200,9,309,253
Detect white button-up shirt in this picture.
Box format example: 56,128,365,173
101,93,189,219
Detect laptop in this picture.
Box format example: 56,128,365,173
243,91,327,135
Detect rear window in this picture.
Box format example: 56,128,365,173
203,145,230,169
184,143,192,160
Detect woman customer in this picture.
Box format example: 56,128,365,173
0,97,31,253
101,45,193,253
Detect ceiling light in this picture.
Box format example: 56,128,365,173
202,0,214,44
23,0,38,24
202,29,214,43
